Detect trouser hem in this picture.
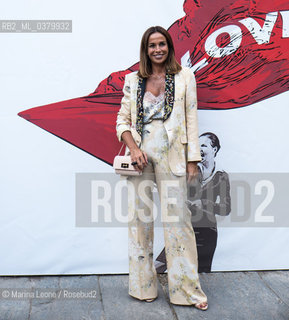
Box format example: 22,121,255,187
128,292,158,301
169,299,208,306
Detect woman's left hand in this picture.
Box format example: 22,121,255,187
187,161,199,185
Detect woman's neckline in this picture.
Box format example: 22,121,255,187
144,91,165,99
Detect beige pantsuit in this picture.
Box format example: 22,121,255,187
116,67,207,305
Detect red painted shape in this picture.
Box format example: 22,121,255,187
18,0,289,164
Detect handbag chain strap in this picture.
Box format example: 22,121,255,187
117,143,125,155
117,141,141,156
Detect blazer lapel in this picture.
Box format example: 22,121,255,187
136,77,146,136
163,73,175,121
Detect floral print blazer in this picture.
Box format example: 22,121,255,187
116,66,202,176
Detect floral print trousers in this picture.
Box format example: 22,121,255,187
126,120,207,305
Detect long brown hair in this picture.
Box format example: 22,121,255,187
137,26,182,78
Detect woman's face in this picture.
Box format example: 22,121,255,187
199,136,217,164
147,32,169,66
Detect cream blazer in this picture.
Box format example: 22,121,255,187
116,66,201,176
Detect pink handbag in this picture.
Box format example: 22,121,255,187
113,144,142,176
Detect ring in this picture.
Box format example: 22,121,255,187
131,161,137,165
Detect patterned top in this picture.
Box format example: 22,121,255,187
136,73,175,137
143,91,165,124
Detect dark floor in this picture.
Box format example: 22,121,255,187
0,271,288,320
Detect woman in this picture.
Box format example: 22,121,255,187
116,26,208,310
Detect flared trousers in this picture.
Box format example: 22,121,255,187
127,120,207,305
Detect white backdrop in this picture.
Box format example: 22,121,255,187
0,0,288,275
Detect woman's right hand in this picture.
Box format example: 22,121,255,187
120,131,148,172
130,147,148,172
